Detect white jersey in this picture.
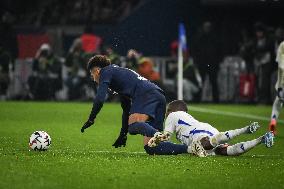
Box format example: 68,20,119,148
164,111,219,146
275,41,284,89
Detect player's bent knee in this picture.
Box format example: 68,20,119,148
128,113,149,125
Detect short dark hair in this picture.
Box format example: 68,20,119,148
167,100,188,114
87,55,111,70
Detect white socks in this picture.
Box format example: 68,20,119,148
210,126,249,147
226,137,262,156
271,97,282,120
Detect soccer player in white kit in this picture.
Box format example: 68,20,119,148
148,100,274,157
269,41,284,135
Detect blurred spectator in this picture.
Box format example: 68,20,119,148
80,26,102,54
192,21,223,103
9,0,141,25
0,11,17,59
65,38,91,100
170,40,179,58
274,27,284,57
253,22,275,104
183,56,202,102
137,57,171,100
126,49,141,70
104,46,121,66
0,47,11,100
28,44,62,100
239,29,254,73
138,57,160,82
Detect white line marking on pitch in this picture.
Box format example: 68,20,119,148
189,106,284,124
250,155,282,157
84,151,283,157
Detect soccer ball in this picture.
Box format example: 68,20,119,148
29,131,51,151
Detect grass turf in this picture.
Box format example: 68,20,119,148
0,101,283,189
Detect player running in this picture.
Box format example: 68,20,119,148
81,55,187,155
148,100,274,157
269,40,284,135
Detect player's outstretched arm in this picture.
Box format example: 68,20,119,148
81,82,109,133
112,96,131,148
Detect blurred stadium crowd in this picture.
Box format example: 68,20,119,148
0,0,283,104
1,0,140,25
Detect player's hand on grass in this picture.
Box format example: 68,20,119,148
81,120,94,133
112,134,127,148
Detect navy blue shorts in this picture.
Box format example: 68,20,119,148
130,89,166,131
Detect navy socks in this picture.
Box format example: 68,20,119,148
144,142,188,155
128,122,157,137
128,122,188,155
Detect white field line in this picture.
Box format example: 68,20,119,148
189,106,284,124
69,150,283,157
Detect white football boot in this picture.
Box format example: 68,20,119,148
247,122,260,134
262,131,274,148
191,140,207,157
147,132,170,147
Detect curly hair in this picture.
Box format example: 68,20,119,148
87,55,111,70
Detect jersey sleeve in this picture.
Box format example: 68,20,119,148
88,68,112,121
164,113,177,135
95,68,112,102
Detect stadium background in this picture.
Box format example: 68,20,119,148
1,1,284,189
1,0,284,103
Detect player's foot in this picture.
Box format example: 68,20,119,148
147,132,170,147
191,140,207,157
262,131,274,148
268,119,277,135
247,122,260,133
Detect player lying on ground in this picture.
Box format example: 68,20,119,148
81,55,188,155
269,40,284,135
148,100,274,157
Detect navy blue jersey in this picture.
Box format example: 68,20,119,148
88,64,163,121
96,64,162,102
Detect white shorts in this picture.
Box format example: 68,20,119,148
179,122,219,146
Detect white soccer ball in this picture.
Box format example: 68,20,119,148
29,131,51,151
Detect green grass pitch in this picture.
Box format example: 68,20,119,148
0,101,284,189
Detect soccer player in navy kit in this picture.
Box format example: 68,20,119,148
81,55,188,155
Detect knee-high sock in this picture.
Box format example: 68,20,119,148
128,122,157,137
226,137,262,156
144,142,188,155
210,126,250,147
271,97,283,120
